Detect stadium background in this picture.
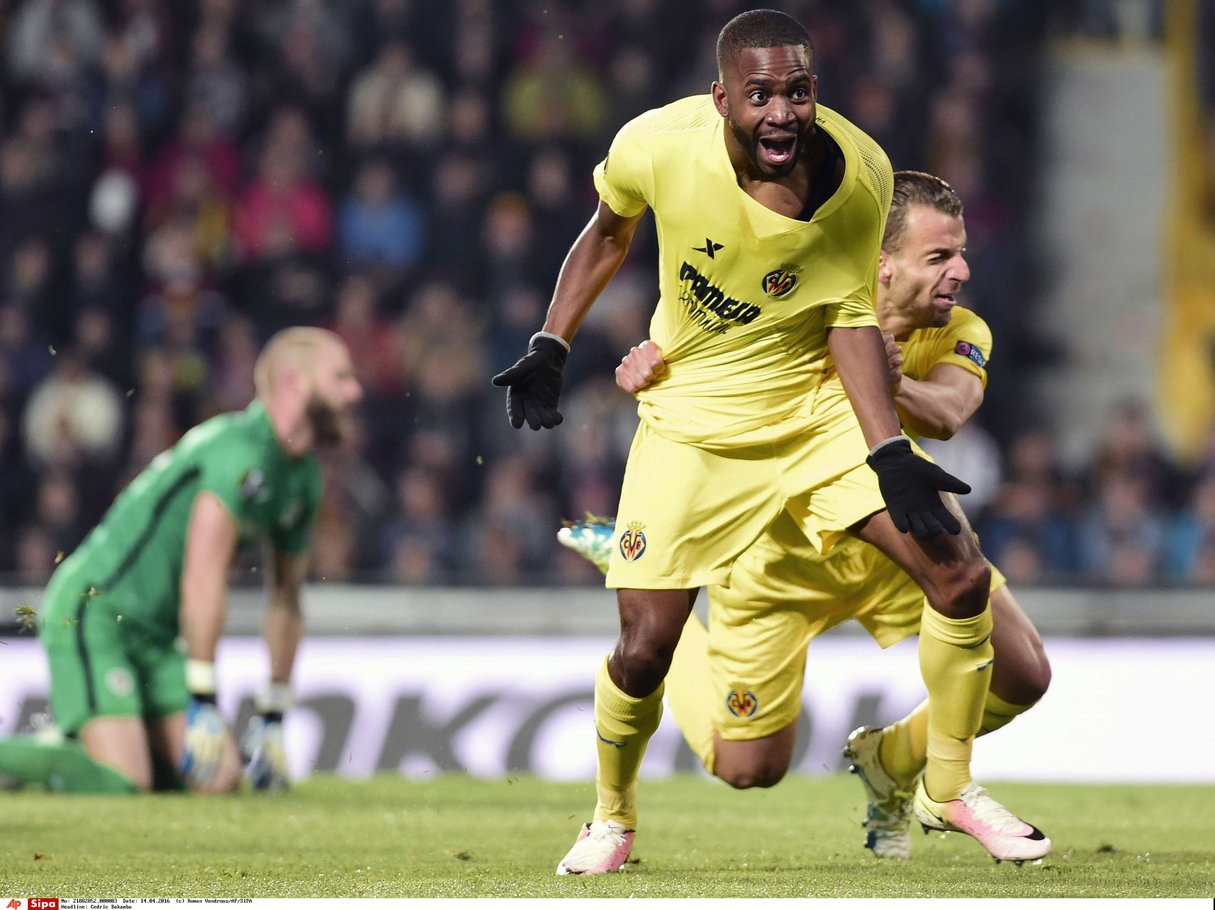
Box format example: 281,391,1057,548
0,0,1213,785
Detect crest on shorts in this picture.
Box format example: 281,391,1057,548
619,521,647,562
105,667,134,698
762,268,798,298
726,689,758,718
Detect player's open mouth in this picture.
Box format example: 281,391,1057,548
759,134,797,165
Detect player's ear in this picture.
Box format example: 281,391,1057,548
711,81,729,118
878,249,892,285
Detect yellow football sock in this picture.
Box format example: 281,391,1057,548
918,601,993,801
879,689,1036,789
979,690,1035,735
592,656,664,829
878,700,928,791
664,613,717,775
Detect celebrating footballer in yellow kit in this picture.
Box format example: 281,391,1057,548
575,170,1053,865
493,9,1042,874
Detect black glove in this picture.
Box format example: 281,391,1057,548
866,437,971,540
491,333,569,430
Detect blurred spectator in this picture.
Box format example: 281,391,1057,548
0,303,54,401
21,347,124,471
328,274,404,398
183,18,247,138
6,0,104,89
464,452,558,584
1164,473,1215,583
1076,474,1168,585
15,524,59,587
337,157,426,282
975,427,1081,582
380,464,457,583
0,137,59,262
502,27,607,142
346,39,444,151
0,0,1182,590
145,102,240,220
234,107,333,261
204,313,259,416
1088,400,1187,509
423,151,493,289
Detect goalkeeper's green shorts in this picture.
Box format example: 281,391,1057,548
39,565,188,736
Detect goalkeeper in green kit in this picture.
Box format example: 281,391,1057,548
0,327,362,793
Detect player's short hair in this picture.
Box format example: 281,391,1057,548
883,170,964,252
254,326,343,397
716,9,814,80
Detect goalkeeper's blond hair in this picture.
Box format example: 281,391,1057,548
254,326,345,398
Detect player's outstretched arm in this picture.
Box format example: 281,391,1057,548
492,201,646,430
828,326,970,540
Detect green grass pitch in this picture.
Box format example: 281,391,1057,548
2,774,1211,898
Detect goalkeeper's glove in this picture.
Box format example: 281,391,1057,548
866,437,971,540
180,661,226,786
241,683,291,792
491,332,569,430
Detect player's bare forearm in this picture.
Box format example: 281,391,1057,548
894,365,984,440
180,493,239,663
542,201,644,341
264,548,307,684
827,325,904,448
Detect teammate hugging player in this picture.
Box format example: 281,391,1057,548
494,8,1046,875
564,170,1053,865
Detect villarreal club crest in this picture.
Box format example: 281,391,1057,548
619,520,647,562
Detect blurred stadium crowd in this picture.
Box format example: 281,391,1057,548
0,0,1211,589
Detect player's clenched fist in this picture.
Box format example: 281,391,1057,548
882,332,904,391
615,340,666,394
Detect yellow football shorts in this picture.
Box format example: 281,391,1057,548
707,510,1009,740
606,383,884,590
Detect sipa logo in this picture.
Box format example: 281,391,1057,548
30,900,58,910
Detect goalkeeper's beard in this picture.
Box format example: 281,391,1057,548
306,394,348,446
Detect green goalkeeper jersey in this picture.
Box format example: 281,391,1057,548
41,400,322,640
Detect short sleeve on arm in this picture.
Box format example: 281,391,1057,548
592,112,655,218
937,311,993,387
822,296,880,330
197,441,260,526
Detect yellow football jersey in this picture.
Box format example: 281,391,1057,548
899,305,992,387
593,96,893,448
